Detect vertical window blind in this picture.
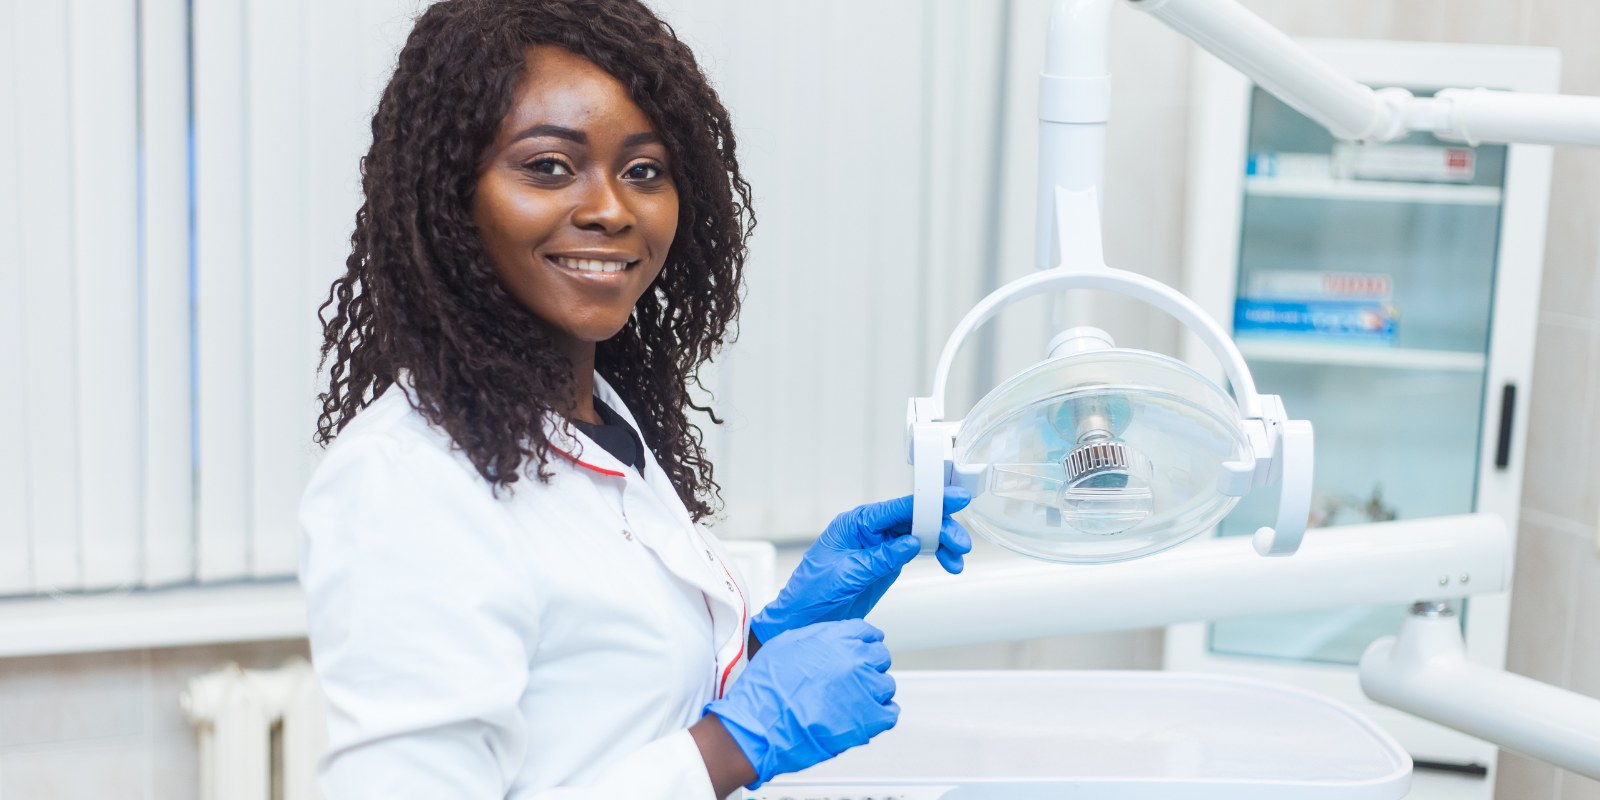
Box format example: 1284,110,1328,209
0,0,411,595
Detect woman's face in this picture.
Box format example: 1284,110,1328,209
474,45,678,349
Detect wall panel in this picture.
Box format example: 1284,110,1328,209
70,0,144,590
140,0,198,588
657,0,1009,541
246,0,310,578
193,0,251,582
16,0,83,593
0,0,33,593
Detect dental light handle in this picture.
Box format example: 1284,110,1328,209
1254,419,1312,557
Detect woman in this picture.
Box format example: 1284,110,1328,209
300,1,970,798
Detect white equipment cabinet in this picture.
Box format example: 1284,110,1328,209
1167,39,1558,797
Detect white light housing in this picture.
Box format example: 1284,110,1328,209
907,268,1313,563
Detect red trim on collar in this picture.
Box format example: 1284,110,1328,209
712,556,749,699
550,445,626,477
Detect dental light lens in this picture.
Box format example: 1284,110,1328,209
954,349,1250,563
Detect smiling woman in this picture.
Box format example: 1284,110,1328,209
298,1,969,799
315,0,749,516
472,45,682,426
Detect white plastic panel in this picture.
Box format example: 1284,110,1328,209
140,0,197,588
0,0,31,593
194,0,251,582
70,0,144,590
245,0,308,578
15,0,83,594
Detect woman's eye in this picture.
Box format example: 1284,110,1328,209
625,162,662,181
528,158,572,176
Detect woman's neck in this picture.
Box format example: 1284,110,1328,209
559,338,601,425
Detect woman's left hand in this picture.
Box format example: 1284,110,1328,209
749,488,972,647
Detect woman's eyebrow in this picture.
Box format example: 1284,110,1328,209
622,132,661,147
511,124,586,144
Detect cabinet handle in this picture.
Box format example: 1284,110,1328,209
1494,383,1516,470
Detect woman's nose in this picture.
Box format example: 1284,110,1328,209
571,175,635,235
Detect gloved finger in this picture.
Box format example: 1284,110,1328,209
830,618,885,643
849,495,915,542
857,638,893,672
940,516,971,554
935,517,972,574
863,667,896,703
941,486,973,516
855,487,976,542
871,700,902,736
936,544,964,574
842,536,922,589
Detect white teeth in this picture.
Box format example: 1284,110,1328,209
555,257,630,273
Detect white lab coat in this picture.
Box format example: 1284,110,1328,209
299,374,751,799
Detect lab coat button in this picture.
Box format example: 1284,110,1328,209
725,580,734,592
621,529,633,541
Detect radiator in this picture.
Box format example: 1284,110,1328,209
182,657,326,800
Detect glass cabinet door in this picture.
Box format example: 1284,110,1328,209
1209,87,1507,665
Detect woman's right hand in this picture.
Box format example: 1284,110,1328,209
702,619,899,789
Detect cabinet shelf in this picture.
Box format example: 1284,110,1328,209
1236,339,1488,372
1244,176,1503,206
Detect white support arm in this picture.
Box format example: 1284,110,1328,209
869,513,1509,652
1427,88,1600,148
921,268,1261,421
1127,0,1403,141
1362,605,1600,781
1035,0,1115,270
1126,0,1600,148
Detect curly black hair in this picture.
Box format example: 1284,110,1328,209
315,0,752,521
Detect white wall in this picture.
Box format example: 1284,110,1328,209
655,0,1023,541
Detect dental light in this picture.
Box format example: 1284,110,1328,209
906,0,1599,566
885,0,1600,782
907,191,1314,563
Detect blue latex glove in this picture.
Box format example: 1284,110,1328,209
750,488,971,645
705,619,898,788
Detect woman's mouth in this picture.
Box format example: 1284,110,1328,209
551,255,635,273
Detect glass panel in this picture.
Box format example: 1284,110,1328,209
1208,88,1506,666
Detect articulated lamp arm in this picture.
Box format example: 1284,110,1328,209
1126,0,1600,148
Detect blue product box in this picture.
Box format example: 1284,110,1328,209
1234,299,1398,344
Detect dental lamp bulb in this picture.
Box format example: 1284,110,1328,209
1060,436,1155,535
1047,390,1155,535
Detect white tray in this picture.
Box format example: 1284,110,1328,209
756,670,1411,800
